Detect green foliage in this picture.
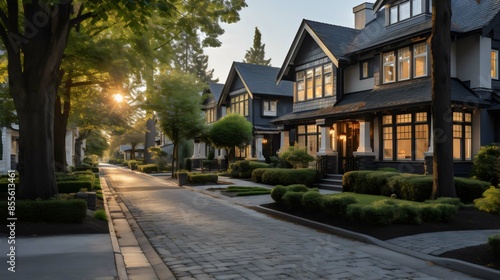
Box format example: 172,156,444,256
488,234,500,256
471,144,500,186
57,181,93,194
454,177,491,204
94,209,107,222
208,114,253,153
243,27,271,66
474,186,500,214
148,147,169,170
224,186,270,196
270,186,288,203
261,168,317,187
0,199,87,223
137,164,159,173
322,196,357,216
302,190,324,212
279,143,315,168
227,160,270,179
424,197,461,207
418,204,458,222
188,173,218,184
251,168,272,182
282,191,304,209
286,184,310,192
128,160,140,170
85,130,109,158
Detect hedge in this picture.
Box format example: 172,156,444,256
260,168,317,187
251,168,272,182
57,181,93,193
188,173,218,184
0,199,87,223
343,171,491,202
137,164,159,173
227,160,270,179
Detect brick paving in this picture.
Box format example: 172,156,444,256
103,166,477,279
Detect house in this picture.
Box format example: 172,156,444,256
273,0,500,176
215,62,294,161
0,126,18,173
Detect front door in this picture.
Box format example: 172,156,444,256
337,122,359,173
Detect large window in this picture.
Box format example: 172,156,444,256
229,94,249,116
205,108,215,123
389,0,423,25
297,124,319,157
492,50,498,80
295,63,335,102
262,100,277,117
382,112,429,161
382,42,428,84
453,112,472,160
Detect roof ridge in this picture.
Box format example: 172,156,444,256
303,19,359,32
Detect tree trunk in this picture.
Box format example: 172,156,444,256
144,117,156,163
172,142,178,178
430,0,456,199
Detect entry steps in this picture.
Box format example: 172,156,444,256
317,174,343,191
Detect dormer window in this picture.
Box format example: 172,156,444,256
382,42,428,84
389,0,423,25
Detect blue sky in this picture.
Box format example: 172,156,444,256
205,0,373,83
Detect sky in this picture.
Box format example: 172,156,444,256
204,0,373,83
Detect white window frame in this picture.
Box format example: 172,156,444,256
413,42,428,78
398,47,411,81
263,100,277,117
383,52,396,84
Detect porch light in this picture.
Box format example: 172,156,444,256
262,138,268,144
329,127,334,135
339,133,346,141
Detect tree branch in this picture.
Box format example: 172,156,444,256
69,12,93,29
0,8,8,29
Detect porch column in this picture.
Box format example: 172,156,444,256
331,123,338,152
198,142,207,159
254,135,265,161
192,139,200,158
355,120,373,154
317,119,334,156
279,130,290,153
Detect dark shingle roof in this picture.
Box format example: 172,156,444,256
208,83,224,102
234,62,293,97
272,77,488,123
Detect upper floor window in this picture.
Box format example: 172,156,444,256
295,63,335,102
229,94,249,117
262,100,277,117
389,0,423,25
491,50,498,80
360,60,373,79
205,108,216,123
382,42,428,84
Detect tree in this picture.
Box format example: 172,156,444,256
120,119,147,161
208,114,253,161
0,0,247,199
429,0,456,198
85,130,109,159
279,143,315,168
243,27,271,66
145,70,206,176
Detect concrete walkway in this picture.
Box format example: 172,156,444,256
101,164,500,279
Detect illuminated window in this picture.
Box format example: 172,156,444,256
315,66,323,98
398,47,411,80
230,94,248,117
297,124,319,158
413,42,428,77
383,52,396,83
295,63,335,102
383,126,393,160
382,112,429,161
453,112,473,160
491,50,498,79
306,69,314,100
324,64,334,97
296,72,305,101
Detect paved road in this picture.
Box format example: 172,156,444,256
102,165,477,280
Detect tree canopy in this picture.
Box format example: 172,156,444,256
243,27,271,66
208,114,253,157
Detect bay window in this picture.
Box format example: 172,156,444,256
295,63,335,102
382,42,428,84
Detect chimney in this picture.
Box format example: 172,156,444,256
353,2,374,30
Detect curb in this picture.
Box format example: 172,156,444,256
251,205,500,280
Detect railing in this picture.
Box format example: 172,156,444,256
344,157,359,173
315,156,328,184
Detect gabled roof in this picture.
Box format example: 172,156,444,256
277,19,360,82
218,62,293,106
208,83,224,103
272,77,489,124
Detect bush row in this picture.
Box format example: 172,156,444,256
227,160,270,179
343,171,491,203
270,185,459,225
253,168,317,187
0,199,87,223
188,173,218,184
137,164,159,173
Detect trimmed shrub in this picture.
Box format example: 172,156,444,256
395,204,421,224
454,177,490,203
286,184,309,192
488,234,500,256
0,199,87,223
57,181,93,193
419,204,458,222
471,144,500,186
128,160,140,170
399,175,433,202
261,168,317,187
188,173,218,184
252,168,272,183
302,190,324,212
282,191,304,209
424,197,461,207
474,186,500,214
74,166,99,173
270,185,287,203
227,160,270,179
138,164,159,173
342,171,372,193
279,144,315,168
322,195,357,215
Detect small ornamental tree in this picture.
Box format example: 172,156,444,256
471,144,500,186
279,143,315,168
208,114,253,161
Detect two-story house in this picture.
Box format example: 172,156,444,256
273,0,500,176
216,62,294,161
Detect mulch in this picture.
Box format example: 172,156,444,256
262,202,500,270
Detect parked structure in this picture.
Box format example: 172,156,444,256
272,0,500,176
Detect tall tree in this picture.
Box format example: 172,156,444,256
145,70,206,176
243,27,271,66
430,0,456,198
85,130,109,159
0,0,246,199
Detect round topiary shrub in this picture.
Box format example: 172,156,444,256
471,144,500,187
302,190,324,212
286,184,309,192
282,191,304,209
270,185,287,203
322,196,357,216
